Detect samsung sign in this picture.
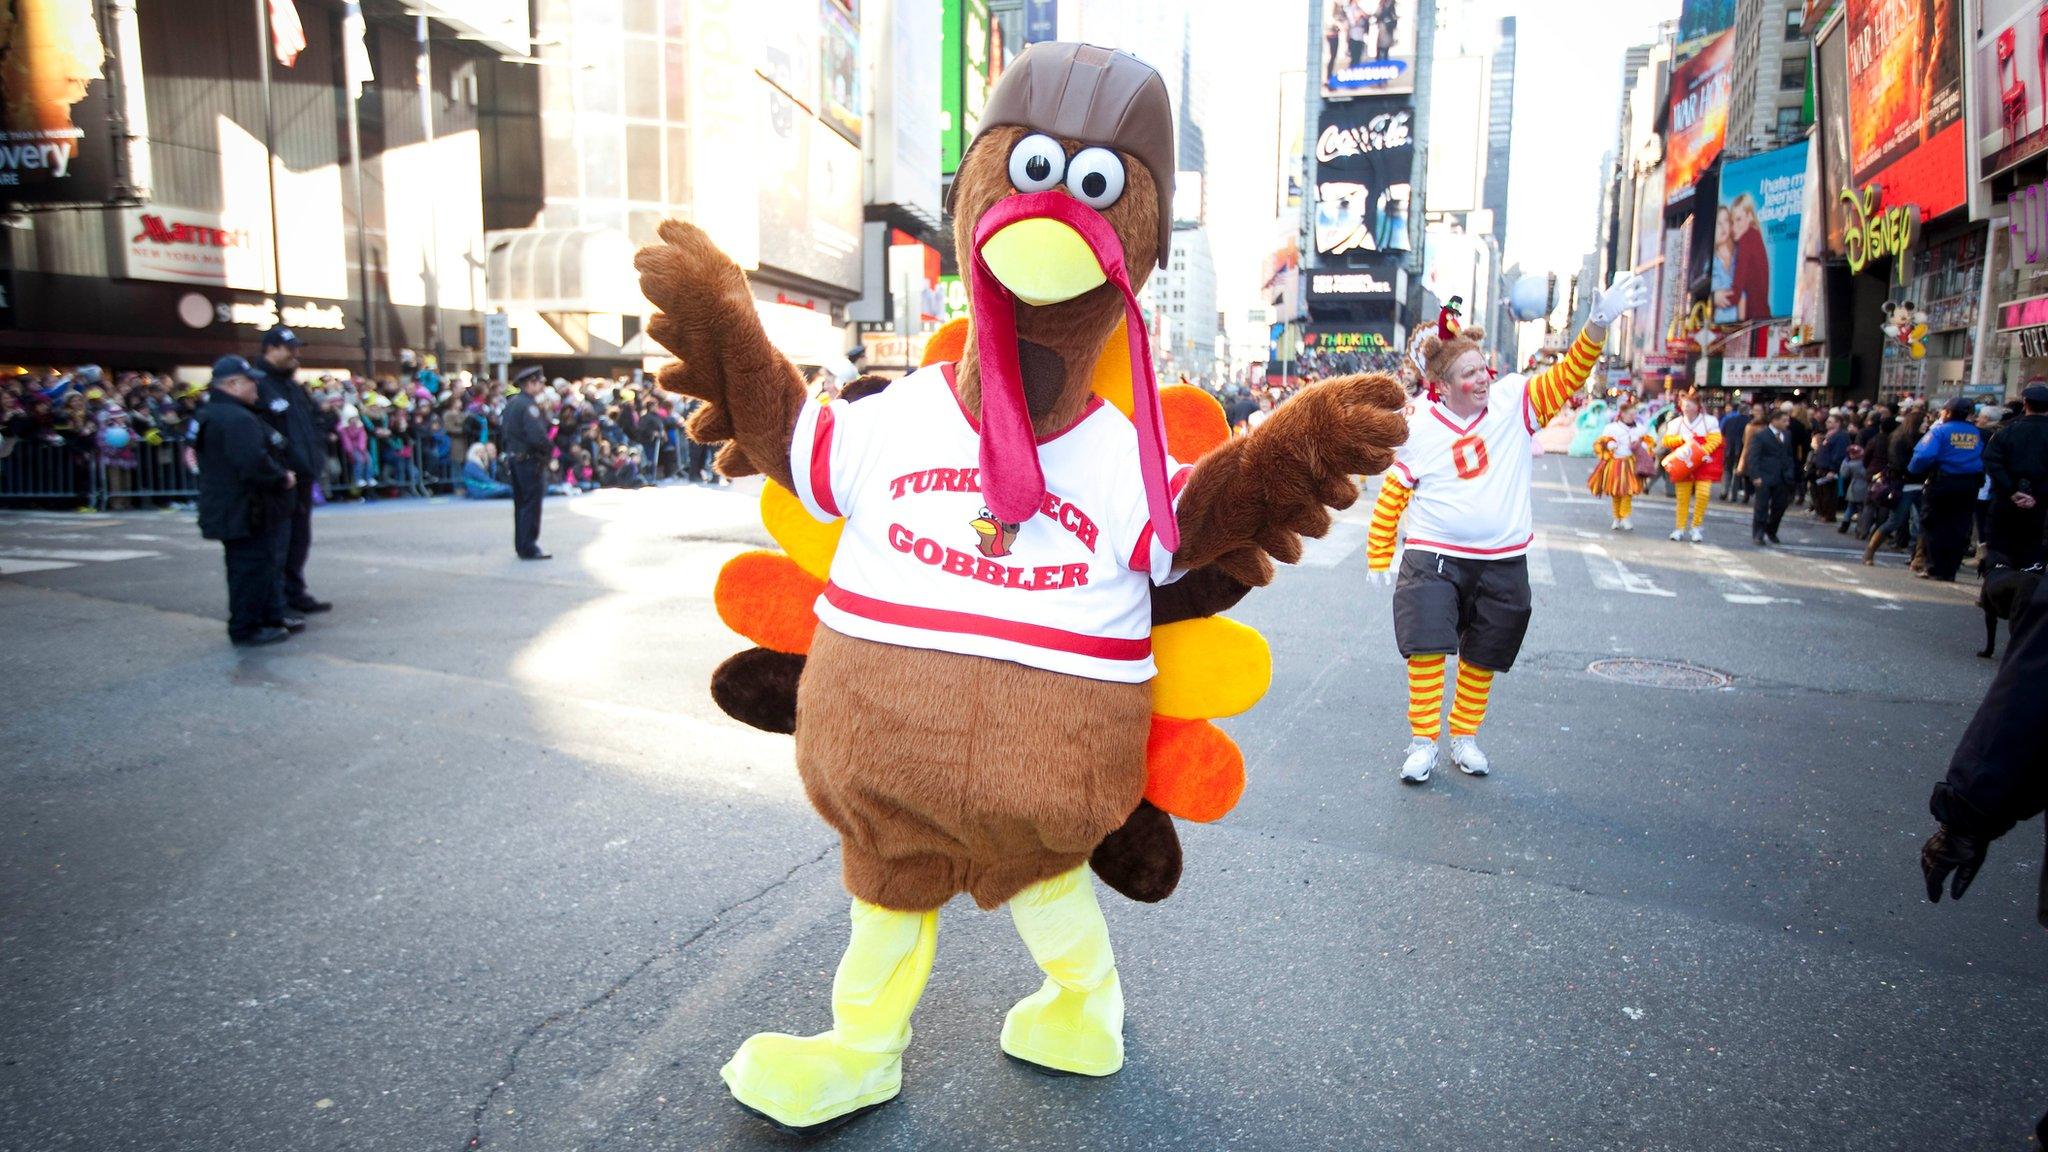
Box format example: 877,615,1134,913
1311,272,1394,297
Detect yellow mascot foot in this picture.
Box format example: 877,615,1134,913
1001,866,1126,1077
720,1030,905,1135
722,899,937,1135
1000,972,1126,1076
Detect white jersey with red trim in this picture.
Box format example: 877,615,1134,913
789,362,1186,683
1388,373,1536,560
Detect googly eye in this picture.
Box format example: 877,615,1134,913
1007,134,1066,193
1064,147,1125,209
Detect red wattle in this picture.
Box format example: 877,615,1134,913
966,191,1181,555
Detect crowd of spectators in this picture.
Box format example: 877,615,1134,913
0,360,722,509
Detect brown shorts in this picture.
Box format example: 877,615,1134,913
795,626,1152,911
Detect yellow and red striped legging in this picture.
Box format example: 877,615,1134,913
1407,655,1496,739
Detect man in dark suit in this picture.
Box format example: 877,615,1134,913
501,365,552,559
1743,407,1797,545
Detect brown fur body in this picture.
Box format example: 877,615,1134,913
797,626,1152,911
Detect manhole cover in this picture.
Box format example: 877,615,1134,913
1585,658,1733,690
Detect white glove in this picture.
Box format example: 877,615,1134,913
1367,568,1395,587
1588,271,1650,328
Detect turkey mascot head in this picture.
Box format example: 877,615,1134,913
949,42,1181,551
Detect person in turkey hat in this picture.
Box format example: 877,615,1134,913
254,325,333,615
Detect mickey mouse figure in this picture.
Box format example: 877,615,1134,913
1882,300,1929,361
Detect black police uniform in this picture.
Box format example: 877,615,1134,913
195,389,295,642
501,374,551,557
1986,411,2048,567
255,347,325,609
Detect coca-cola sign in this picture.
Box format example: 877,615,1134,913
1315,108,1411,162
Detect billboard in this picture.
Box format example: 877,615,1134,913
1665,29,1733,205
0,0,120,205
864,0,941,227
1318,0,1417,98
1675,0,1735,62
1844,0,1963,216
1814,15,1853,253
1714,141,1808,322
820,0,861,143
1311,99,1413,259
1974,1,2048,179
940,0,991,173
1261,238,1303,322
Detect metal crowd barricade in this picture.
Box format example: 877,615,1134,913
0,438,92,508
414,432,462,496
99,437,200,509
323,438,378,501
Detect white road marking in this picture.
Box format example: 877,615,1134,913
1576,540,1676,597
0,547,162,562
1694,544,1801,605
1852,586,1905,611
1297,520,1368,568
1526,535,1555,585
1553,459,1587,503
0,558,79,575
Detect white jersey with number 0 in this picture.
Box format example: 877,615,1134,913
1388,373,1537,560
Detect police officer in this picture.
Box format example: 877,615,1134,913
502,365,552,559
195,356,298,646
1909,396,1988,581
254,325,332,613
1985,383,2048,567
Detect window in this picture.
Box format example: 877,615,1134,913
1785,5,1803,40
1780,57,1805,91
1776,106,1801,136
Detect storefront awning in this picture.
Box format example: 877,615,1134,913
486,227,646,316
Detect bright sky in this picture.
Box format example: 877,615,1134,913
1190,0,1682,332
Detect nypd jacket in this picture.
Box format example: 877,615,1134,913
195,393,294,540
256,363,323,477
1908,418,1986,478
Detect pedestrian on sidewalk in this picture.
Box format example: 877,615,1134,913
1910,397,1987,582
194,356,298,647
1866,406,1928,563
1662,391,1723,542
502,365,553,560
1719,402,1752,502
1743,406,1795,545
1984,383,2048,568
1812,413,1850,522
1587,398,1651,531
1839,443,1869,535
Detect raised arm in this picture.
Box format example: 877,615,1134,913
1529,272,1650,427
635,220,807,486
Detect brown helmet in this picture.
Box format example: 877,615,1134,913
959,42,1176,268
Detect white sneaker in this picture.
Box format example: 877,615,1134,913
1610,518,1623,530
1668,529,1685,541
1620,517,1635,531
1689,527,1704,543
1399,738,1436,784
1449,736,1490,776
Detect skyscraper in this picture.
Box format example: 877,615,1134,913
1483,16,1515,254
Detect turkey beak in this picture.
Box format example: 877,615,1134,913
977,215,1108,307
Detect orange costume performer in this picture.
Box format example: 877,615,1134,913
1587,403,1651,529
634,43,1408,1134
1661,393,1724,542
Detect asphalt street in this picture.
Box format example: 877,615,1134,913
1,458,2042,1152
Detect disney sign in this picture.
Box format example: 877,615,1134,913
1839,184,1917,284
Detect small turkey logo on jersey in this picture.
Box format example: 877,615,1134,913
970,508,1020,558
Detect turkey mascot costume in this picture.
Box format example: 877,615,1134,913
634,42,1409,1134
